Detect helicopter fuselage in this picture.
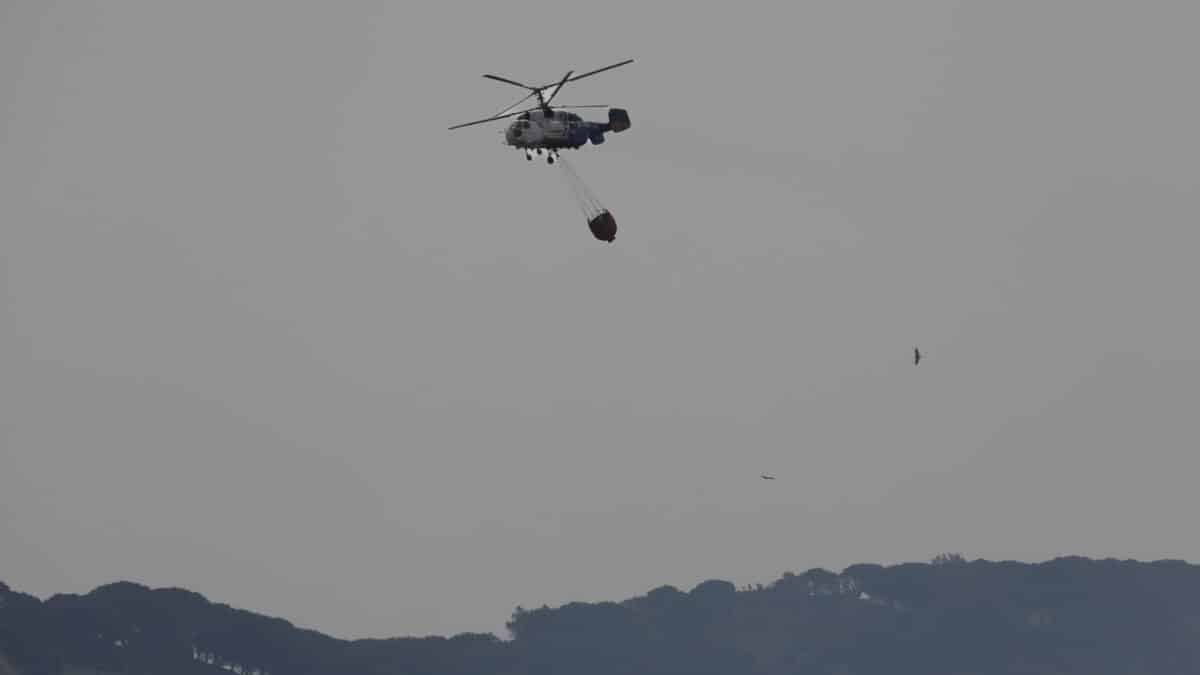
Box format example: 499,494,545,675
504,107,630,151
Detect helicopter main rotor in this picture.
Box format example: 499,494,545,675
448,59,633,131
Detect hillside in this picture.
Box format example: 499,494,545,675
4,556,1200,675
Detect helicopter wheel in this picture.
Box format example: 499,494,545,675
547,154,555,165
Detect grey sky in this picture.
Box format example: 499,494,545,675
3,0,1199,640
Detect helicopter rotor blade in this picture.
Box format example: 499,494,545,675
542,70,574,107
548,104,609,109
483,74,536,90
555,59,634,87
448,108,529,131
492,91,539,118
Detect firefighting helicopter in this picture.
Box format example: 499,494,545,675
448,59,633,164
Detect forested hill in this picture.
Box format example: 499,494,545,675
4,556,1200,675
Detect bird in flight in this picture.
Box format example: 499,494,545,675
914,346,922,366
760,474,776,480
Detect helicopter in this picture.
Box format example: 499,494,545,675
448,59,633,164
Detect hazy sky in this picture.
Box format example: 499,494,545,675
4,0,1200,640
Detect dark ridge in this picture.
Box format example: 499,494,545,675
4,555,1200,674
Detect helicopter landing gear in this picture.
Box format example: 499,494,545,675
523,148,559,164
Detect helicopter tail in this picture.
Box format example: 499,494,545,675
605,108,631,132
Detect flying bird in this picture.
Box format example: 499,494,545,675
760,474,776,480
914,347,922,366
